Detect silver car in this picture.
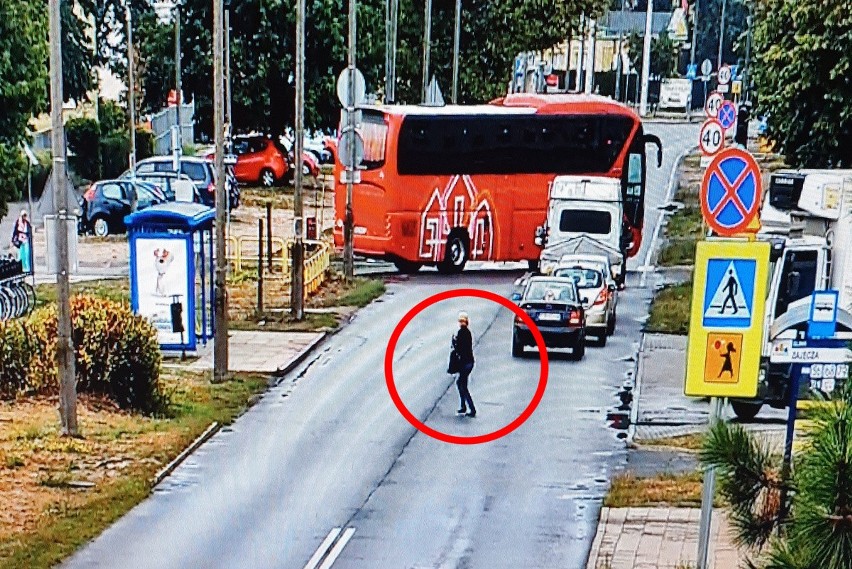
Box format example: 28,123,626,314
553,265,616,346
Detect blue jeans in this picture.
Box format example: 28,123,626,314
457,362,475,413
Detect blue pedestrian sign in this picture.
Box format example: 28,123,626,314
718,101,737,129
686,64,697,80
703,258,757,328
808,290,839,339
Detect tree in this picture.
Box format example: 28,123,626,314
627,30,678,80
60,0,95,103
751,0,851,168
692,0,747,70
701,383,852,568
0,0,48,218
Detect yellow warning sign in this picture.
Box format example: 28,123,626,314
685,240,770,397
704,333,742,384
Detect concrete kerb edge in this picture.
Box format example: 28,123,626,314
627,333,647,445
273,331,329,384
152,421,220,487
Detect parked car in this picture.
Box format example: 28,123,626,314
78,180,167,236
133,172,196,202
231,136,289,187
124,156,239,209
559,253,620,291
552,265,616,345
512,276,586,360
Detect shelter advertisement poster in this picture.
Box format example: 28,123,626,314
133,236,191,346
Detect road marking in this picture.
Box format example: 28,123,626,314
303,527,356,569
640,142,697,288
318,527,355,569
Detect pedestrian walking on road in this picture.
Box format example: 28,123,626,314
10,210,32,274
449,311,476,418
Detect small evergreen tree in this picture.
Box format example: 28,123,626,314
701,382,852,568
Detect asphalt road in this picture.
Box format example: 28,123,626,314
63,123,698,569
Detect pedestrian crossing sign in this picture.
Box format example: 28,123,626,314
685,240,770,397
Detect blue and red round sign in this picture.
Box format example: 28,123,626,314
718,101,737,130
700,148,762,236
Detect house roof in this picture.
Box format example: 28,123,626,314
600,11,672,37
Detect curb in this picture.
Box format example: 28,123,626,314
153,421,220,487
273,331,328,383
627,333,646,444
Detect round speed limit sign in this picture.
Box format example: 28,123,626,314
699,119,725,156
705,92,724,119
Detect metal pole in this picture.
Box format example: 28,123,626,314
696,396,723,569
421,0,432,102
576,14,585,92
266,201,273,271
257,218,264,317
175,2,182,161
388,0,398,103
614,0,625,101
126,6,137,174
225,3,232,130
451,0,461,103
639,0,653,116
584,18,596,94
717,0,727,71
343,0,356,279
292,0,305,319
743,12,752,102
690,0,699,67
213,0,229,382
779,366,801,525
49,0,78,437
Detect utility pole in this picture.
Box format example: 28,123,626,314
49,0,78,437
175,1,182,161
225,0,232,129
576,14,585,92
292,0,305,318
717,0,727,70
584,18,596,94
614,0,626,101
690,0,699,67
213,0,229,382
451,0,461,103
343,0,356,279
639,0,654,116
126,6,137,175
421,0,432,102
384,0,399,103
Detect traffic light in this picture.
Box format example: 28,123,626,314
735,104,751,147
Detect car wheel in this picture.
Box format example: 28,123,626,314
259,168,276,187
393,260,422,274
512,333,524,358
731,400,762,421
437,232,469,274
607,311,617,336
592,329,607,347
570,333,586,361
93,216,110,237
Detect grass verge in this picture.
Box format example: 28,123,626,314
0,369,268,569
640,433,705,452
35,278,130,310
646,281,692,334
604,471,710,508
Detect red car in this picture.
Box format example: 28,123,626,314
232,136,289,187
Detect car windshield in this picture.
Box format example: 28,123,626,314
525,281,577,302
553,268,603,288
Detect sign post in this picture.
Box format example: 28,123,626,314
687,145,765,569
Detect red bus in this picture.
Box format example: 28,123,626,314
333,93,662,274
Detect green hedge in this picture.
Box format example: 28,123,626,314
0,295,164,413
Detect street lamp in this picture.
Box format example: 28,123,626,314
153,0,183,166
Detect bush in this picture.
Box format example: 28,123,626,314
0,295,164,413
66,117,101,181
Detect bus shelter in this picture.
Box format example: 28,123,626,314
125,203,215,352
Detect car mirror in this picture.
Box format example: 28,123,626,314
511,293,521,301
608,284,616,292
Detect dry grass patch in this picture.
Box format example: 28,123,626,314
640,433,706,452
605,471,708,508
0,369,267,568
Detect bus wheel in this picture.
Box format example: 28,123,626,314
393,260,422,274
731,400,763,421
438,233,469,274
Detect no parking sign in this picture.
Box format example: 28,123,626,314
700,148,762,236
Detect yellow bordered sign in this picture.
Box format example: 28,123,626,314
685,240,770,397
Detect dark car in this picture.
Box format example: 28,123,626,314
79,180,167,236
124,156,239,209
512,276,586,360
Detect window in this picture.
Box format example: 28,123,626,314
101,183,124,200
360,112,388,169
397,114,634,175
137,162,155,174
180,162,208,182
552,268,603,289
154,160,173,173
774,250,819,318
135,185,158,208
559,210,612,235
525,281,577,302
233,140,250,155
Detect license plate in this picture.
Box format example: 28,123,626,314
538,313,561,322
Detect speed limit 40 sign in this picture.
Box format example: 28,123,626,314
705,91,724,119
699,119,725,156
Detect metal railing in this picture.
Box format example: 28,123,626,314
227,237,331,297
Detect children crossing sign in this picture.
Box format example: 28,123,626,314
685,240,771,397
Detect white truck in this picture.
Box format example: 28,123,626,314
731,169,852,419
536,176,628,285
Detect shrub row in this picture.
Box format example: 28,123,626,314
0,296,164,413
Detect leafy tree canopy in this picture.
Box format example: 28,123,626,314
752,0,851,167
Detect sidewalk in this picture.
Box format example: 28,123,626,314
183,330,325,374
586,507,740,569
